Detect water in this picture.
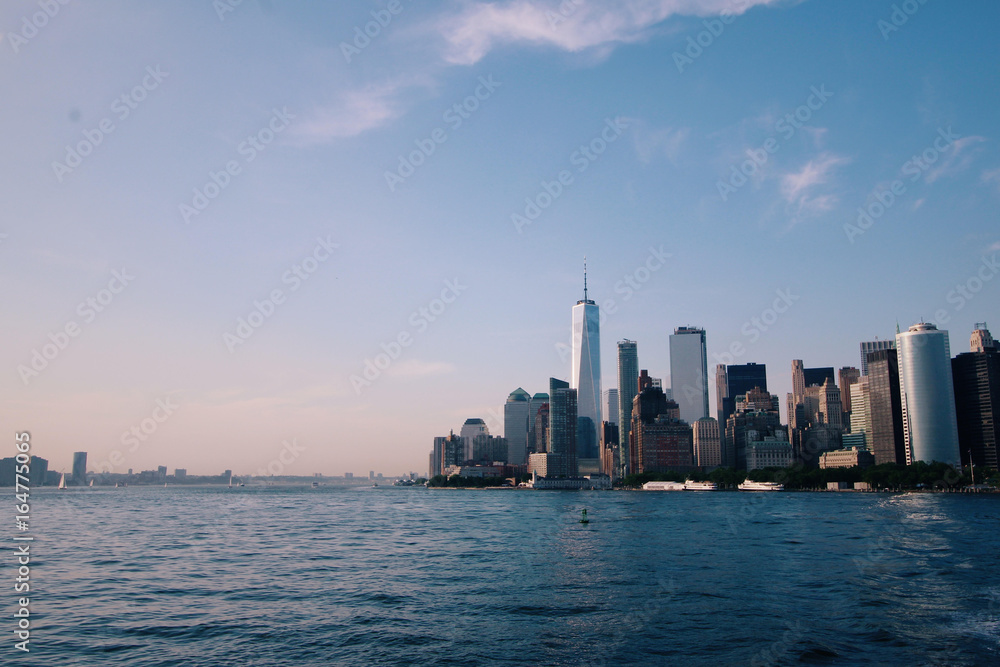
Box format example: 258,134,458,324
17,487,1000,665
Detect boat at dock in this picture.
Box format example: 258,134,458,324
738,480,784,491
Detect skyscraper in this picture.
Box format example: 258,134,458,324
604,389,619,426
617,340,639,476
460,418,489,463
839,366,861,417
860,339,895,376
527,392,549,454
867,349,905,465
715,363,728,427
669,327,709,425
504,388,531,465
896,323,961,466
571,264,601,460
953,324,1000,470
693,418,722,467
548,377,578,477
722,363,768,428
72,451,87,486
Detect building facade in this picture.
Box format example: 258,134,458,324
617,340,639,476
571,274,602,461
896,323,961,467
693,417,722,467
669,327,709,425
860,339,895,376
952,344,1000,470
504,388,531,465
866,348,906,465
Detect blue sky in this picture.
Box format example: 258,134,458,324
2,0,998,476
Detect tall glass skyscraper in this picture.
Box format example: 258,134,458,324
548,377,578,477
896,323,961,467
669,327,708,425
617,340,639,476
571,267,601,460
860,339,895,375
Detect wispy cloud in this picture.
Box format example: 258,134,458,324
434,0,788,65
628,119,689,164
982,167,1000,192
780,153,850,221
291,80,410,143
924,135,986,183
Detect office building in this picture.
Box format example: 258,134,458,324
669,327,709,425
839,366,861,418
726,387,783,470
460,418,489,462
844,377,871,449
952,325,1000,469
504,388,531,465
896,323,961,467
617,340,639,476
604,389,619,426
72,452,87,486
866,349,906,465
746,437,793,471
548,377,578,477
693,418,722,467
860,339,895,376
970,323,996,353
571,265,602,460
472,434,509,464
819,447,875,469
527,392,549,454
722,363,768,430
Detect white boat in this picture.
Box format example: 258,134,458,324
57,473,67,490
642,481,686,491
738,480,784,491
89,479,94,487
684,480,718,491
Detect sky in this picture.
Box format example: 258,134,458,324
2,0,998,477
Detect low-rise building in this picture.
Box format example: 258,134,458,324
819,447,875,469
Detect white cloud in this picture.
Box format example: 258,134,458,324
434,0,788,65
291,80,409,143
981,167,1000,191
924,135,986,183
779,153,850,223
628,119,689,164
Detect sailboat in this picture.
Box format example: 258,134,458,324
58,473,67,490
89,479,94,487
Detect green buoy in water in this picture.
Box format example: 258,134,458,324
580,509,589,524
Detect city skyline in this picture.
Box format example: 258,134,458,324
3,1,999,475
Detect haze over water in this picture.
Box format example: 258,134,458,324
27,487,1000,665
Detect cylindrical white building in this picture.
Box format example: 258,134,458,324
895,323,961,467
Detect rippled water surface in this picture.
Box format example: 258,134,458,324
18,487,1000,665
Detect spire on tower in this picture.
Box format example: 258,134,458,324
583,257,588,302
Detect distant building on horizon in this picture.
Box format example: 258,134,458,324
571,265,602,461
896,323,961,467
860,339,895,376
669,326,709,425
72,452,87,486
